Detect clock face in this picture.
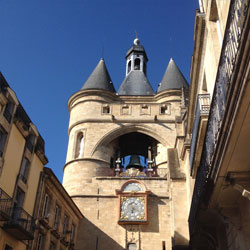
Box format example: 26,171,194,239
120,197,145,221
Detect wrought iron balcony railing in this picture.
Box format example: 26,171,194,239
189,94,210,175
0,188,12,220
189,0,249,234
3,206,35,240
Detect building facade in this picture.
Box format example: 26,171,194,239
184,0,250,249
31,167,83,250
0,73,83,250
0,73,48,250
63,38,190,250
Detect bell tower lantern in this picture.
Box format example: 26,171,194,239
125,38,148,76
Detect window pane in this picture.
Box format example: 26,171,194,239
54,204,61,229
42,194,50,217
0,127,7,156
26,134,35,152
63,214,69,234
20,158,30,183
36,233,44,250
3,102,14,123
71,223,75,241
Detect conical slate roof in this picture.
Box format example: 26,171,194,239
118,71,154,96
81,59,116,92
157,58,189,93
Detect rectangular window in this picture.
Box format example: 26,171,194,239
70,223,76,242
62,214,69,235
128,243,136,250
3,102,14,123
12,188,25,221
140,104,150,115
102,104,110,114
26,134,35,153
160,103,171,115
14,188,25,207
20,157,30,184
162,241,166,250
0,126,7,157
42,194,50,218
36,233,44,250
54,204,61,229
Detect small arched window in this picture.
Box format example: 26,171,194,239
127,61,131,74
134,58,140,70
75,132,84,158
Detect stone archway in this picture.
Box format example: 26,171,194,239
91,124,169,157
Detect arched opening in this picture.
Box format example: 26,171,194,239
93,129,169,177
75,132,84,158
127,60,131,74
118,132,157,168
134,58,140,70
92,125,167,149
116,132,158,170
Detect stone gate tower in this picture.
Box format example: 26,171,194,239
63,38,190,250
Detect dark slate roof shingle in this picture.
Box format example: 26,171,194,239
157,58,189,93
81,59,116,93
118,71,154,96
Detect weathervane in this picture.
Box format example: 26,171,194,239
101,42,104,59
135,30,138,39
134,30,140,45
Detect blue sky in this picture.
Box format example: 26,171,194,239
0,0,199,181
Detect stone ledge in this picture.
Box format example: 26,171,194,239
71,194,169,199
95,177,168,180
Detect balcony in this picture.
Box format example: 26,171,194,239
3,207,35,240
189,0,250,234
0,188,12,221
189,94,210,177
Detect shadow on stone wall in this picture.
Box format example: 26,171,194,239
76,217,124,250
172,231,189,249
140,196,165,233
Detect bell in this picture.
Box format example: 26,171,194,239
127,155,143,169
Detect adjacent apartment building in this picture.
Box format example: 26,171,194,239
32,167,83,250
0,72,47,250
183,0,250,249
0,73,83,250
